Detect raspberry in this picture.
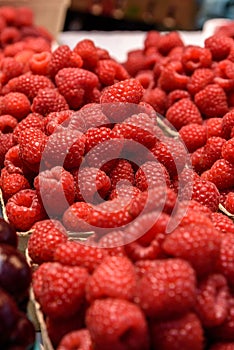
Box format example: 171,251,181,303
86,256,136,303
205,35,234,61
14,48,34,64
166,89,191,109
135,161,171,191
57,329,92,350
62,201,93,232
179,123,207,153
108,159,134,191
73,39,98,70
190,178,220,212
187,68,214,95
34,166,75,216
49,45,82,78
166,98,202,130
222,110,234,139
181,46,212,73
72,103,110,131
97,230,126,256
135,258,196,319
0,132,14,167
55,67,99,109
158,61,189,92
218,233,234,287
199,136,227,172
222,138,234,164
213,59,234,90
194,84,228,118
224,192,234,214
134,260,158,279
5,189,46,231
31,88,69,116
144,30,161,49
28,219,68,264
135,70,154,89
29,51,52,75
86,298,150,350
178,198,213,217
54,240,107,273
0,57,24,84
109,183,140,200
3,41,25,57
33,262,89,318
201,159,234,190
13,112,44,143
0,26,21,47
95,59,129,86
177,208,213,229
0,114,17,133
44,110,74,135
0,6,17,25
2,73,55,101
157,31,184,56
142,87,167,115
24,36,51,53
0,92,31,120
195,274,229,327
72,166,111,203
4,144,25,174
162,224,221,277
151,313,204,350
15,6,33,27
205,118,224,138
0,172,30,201
124,49,158,77
211,212,234,234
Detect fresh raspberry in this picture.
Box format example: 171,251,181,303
176,207,214,229
187,68,214,95
13,112,44,143
73,39,98,70
181,45,212,73
0,26,21,47
190,178,220,212
135,161,171,191
158,61,189,92
18,127,47,171
0,172,30,201
44,110,74,135
142,87,167,115
166,98,202,130
5,189,46,231
86,298,149,350
210,344,234,350
194,84,228,118
86,256,136,303
62,201,93,232
162,224,221,277
109,183,140,200
14,6,33,27
151,313,204,350
0,132,14,167
224,191,234,213
195,274,229,327
0,6,17,25
205,118,223,138
95,59,129,86
55,67,99,109
213,59,234,90
57,329,93,350
2,73,55,101
197,136,226,172
222,110,234,139
31,88,69,116
0,114,17,133
179,123,207,153
166,89,191,109
4,144,25,174
33,262,89,318
72,166,111,203
34,166,75,216
178,199,212,217
201,159,234,190
217,233,234,287
0,57,24,84
29,51,52,75
211,212,234,234
157,31,184,56
3,41,25,57
134,260,158,279
124,49,159,77
222,138,234,164
49,45,82,78
108,159,134,191
135,258,196,319
43,129,86,170
205,35,234,61
0,92,31,120
135,70,154,89
24,37,51,53
14,48,34,64
97,230,126,256
144,30,161,49
54,240,107,273
28,219,68,264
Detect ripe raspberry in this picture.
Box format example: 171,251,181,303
181,45,212,73
194,84,228,118
54,240,107,273
222,138,234,164
213,59,234,90
108,159,134,191
190,178,220,212
14,48,34,64
55,67,99,109
135,258,196,319
135,70,154,89
44,110,74,135
166,89,191,109
197,136,227,172
0,92,31,120
33,262,89,318
201,159,234,190
3,40,25,56
97,229,126,256
0,172,30,201
86,298,150,350
31,88,69,116
0,132,14,167
2,73,55,101
179,123,207,153
109,183,140,200
86,256,136,303
158,61,189,92
211,212,234,234
187,68,214,95
57,329,92,350
29,51,52,75
144,30,161,49
178,199,212,217
28,219,68,264
222,110,234,139
166,98,202,130
135,161,170,191
0,26,21,47
195,274,229,327
224,192,234,214
205,35,234,61
13,112,44,143
4,144,25,174
0,6,17,25
177,208,213,229
218,233,234,287
95,59,129,86
162,224,221,277
15,6,33,27
134,260,158,279
142,87,167,115
151,313,204,350
23,36,51,53
0,114,17,133
157,31,184,56
124,49,158,77
206,118,224,138
73,39,98,70
49,45,82,78
5,189,46,231
0,57,24,84
62,201,93,232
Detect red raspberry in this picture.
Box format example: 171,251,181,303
33,262,89,318
0,6,17,25
135,258,196,319
0,57,24,84
222,138,234,164
24,37,51,53
31,88,69,116
151,313,204,350
222,110,234,139
199,136,226,172
62,201,93,232
0,132,14,167
4,144,25,174
108,159,134,191
72,166,111,203
73,39,98,70
0,26,21,47
3,41,25,57
95,59,129,86
224,192,234,214
158,61,189,92
166,89,191,109
124,49,159,77
135,70,154,89
29,51,52,75
15,6,33,27
49,45,83,78
194,84,228,118
97,230,126,256
57,329,92,350
190,178,220,212
181,45,212,73
0,92,31,120
86,298,150,350
187,68,214,95
205,35,234,61
177,208,213,229
55,67,99,109
142,87,167,115
178,199,212,217
2,73,55,101
179,123,207,153
44,110,74,135
5,189,46,231
157,31,184,56
213,59,234,90
28,219,68,264
14,48,34,64
135,161,171,191
210,344,234,350
54,240,107,273
13,112,44,143
205,118,223,138
162,224,221,277
34,166,75,216
0,114,17,133
135,260,158,279
0,172,30,201
86,256,136,303
201,159,234,190
166,98,202,130
218,233,234,287
195,274,229,327
109,183,140,200
211,212,234,234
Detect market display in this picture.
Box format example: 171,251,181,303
0,4,234,350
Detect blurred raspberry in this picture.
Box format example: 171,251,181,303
187,68,215,95
157,31,184,56
181,46,212,73
0,57,24,84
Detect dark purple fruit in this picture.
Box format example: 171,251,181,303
0,244,31,302
0,288,19,346
10,313,35,348
0,218,17,247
